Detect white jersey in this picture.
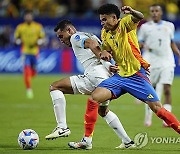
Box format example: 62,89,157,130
138,20,175,68
70,31,111,90
70,31,102,73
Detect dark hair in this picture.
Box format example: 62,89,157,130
24,10,33,16
150,4,162,9
98,4,120,18
54,20,73,32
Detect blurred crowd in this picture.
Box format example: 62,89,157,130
0,0,180,49
0,0,123,18
0,0,180,19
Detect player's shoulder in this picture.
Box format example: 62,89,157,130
17,22,26,28
70,31,88,44
71,32,85,40
71,31,96,40
121,15,131,22
162,20,174,27
32,21,43,28
101,28,109,39
141,21,153,27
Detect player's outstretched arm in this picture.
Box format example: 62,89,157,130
171,41,180,65
121,6,144,23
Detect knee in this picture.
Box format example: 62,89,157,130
91,93,100,102
98,106,109,117
147,101,162,113
49,81,59,92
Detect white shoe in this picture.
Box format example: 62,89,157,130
116,141,136,149
45,127,71,140
68,138,92,150
26,89,33,99
144,112,152,127
144,121,152,127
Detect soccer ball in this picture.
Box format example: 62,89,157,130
18,129,39,150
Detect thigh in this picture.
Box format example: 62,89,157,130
159,67,174,85
23,55,37,69
51,77,74,94
30,55,37,69
91,87,112,102
23,54,31,66
124,68,159,102
97,73,126,99
70,75,95,95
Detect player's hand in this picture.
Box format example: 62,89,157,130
121,6,133,14
100,50,112,61
109,65,119,73
15,38,21,45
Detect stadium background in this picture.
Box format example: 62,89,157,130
0,0,180,74
0,0,180,153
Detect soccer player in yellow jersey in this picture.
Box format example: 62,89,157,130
14,10,45,99
69,4,180,149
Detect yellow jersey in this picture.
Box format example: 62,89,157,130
14,21,45,55
101,15,149,77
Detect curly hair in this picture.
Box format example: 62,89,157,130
98,4,120,19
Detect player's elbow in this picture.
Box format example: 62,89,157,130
85,39,98,49
135,13,144,21
89,40,99,51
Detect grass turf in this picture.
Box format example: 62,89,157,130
0,74,180,154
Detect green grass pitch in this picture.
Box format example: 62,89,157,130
0,74,180,154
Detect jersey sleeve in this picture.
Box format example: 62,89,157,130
101,29,111,51
138,24,146,42
39,24,45,38
121,15,138,32
169,23,175,41
14,25,21,39
70,33,89,48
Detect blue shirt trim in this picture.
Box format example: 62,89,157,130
81,38,88,48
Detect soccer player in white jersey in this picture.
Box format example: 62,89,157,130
45,20,135,149
138,4,180,127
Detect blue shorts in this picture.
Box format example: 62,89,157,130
98,67,159,102
23,54,37,69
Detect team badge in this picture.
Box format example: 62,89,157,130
75,35,80,41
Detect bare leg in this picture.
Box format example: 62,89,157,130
45,77,73,139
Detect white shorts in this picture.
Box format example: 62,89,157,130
70,64,111,106
70,64,111,94
149,66,174,86
70,74,96,95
